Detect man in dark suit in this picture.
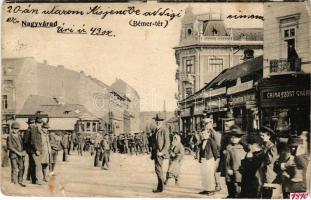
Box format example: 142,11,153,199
150,114,170,193
23,118,35,182
7,122,27,187
29,117,44,185
61,132,70,160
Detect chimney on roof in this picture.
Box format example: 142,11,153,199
80,71,85,75
58,97,66,105
43,60,47,65
243,49,254,61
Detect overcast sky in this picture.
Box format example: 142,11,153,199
3,2,263,111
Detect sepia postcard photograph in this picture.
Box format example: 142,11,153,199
1,1,311,199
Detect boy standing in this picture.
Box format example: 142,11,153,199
224,125,246,198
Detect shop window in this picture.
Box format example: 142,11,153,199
81,123,85,132
2,95,8,109
86,122,91,132
263,108,290,133
93,122,97,132
208,57,224,73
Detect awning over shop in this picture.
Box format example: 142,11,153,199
180,56,263,104
207,56,262,87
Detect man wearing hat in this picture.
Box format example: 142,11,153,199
224,125,246,198
49,131,61,173
23,118,36,182
61,132,70,160
94,131,103,167
150,114,170,193
76,132,84,156
7,121,27,187
203,117,222,192
274,136,308,198
259,126,278,184
100,134,111,170
41,122,51,182
28,116,44,185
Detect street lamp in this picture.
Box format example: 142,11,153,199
176,108,181,132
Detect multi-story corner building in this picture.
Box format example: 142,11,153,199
174,7,263,101
1,57,138,135
111,78,141,132
259,2,311,136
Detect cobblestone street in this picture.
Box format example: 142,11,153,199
2,151,227,198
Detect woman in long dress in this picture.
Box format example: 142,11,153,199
165,134,184,185
199,124,219,196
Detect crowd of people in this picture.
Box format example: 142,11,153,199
1,114,310,199
3,117,59,186
148,115,310,198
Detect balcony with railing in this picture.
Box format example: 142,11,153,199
269,58,302,75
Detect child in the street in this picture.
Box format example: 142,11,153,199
224,125,246,198
101,134,111,170
165,134,184,185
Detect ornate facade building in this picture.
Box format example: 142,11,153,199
174,7,263,101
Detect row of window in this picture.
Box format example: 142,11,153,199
183,57,226,74
2,95,8,109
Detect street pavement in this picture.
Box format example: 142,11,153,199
1,151,228,198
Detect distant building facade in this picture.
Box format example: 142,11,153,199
111,78,141,132
174,7,263,101
1,57,139,135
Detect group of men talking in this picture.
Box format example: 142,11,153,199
6,116,57,187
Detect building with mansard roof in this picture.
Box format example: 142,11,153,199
174,6,263,101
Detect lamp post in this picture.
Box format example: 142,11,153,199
176,108,181,133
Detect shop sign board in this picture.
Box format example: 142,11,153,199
262,88,310,100
227,80,253,95
181,108,191,117
229,93,256,106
